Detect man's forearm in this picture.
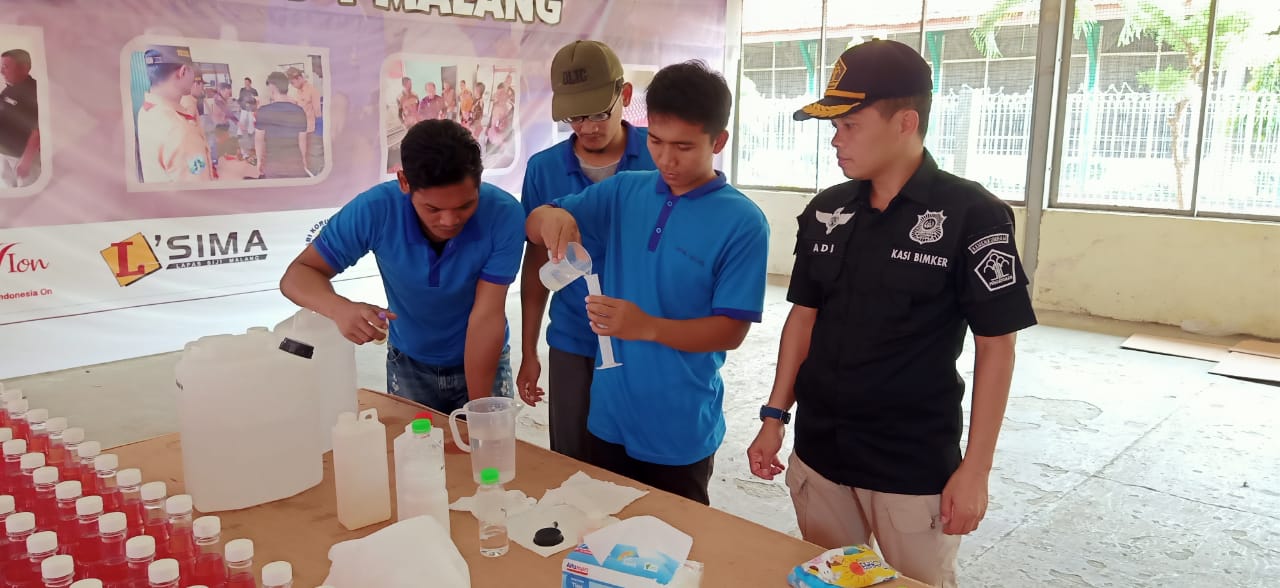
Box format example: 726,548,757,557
649,315,750,353
19,130,39,165
465,311,506,400
764,305,817,411
280,263,348,319
964,334,1017,471
520,247,550,356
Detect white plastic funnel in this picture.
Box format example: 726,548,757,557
538,243,621,370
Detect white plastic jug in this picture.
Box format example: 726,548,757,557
394,419,449,534
274,309,357,452
332,409,391,530
174,328,325,513
449,397,520,484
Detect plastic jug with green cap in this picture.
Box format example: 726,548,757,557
394,418,449,534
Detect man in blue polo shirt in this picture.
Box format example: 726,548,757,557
527,61,769,504
280,119,523,414
517,40,656,462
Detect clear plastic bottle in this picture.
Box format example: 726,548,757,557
43,419,68,484
41,552,76,587
93,456,121,514
31,467,59,532
146,558,179,588
0,430,10,495
74,496,105,577
138,483,169,560
18,452,47,512
4,511,37,581
26,410,50,456
115,469,143,539
223,539,254,588
69,580,102,588
75,442,102,498
163,495,195,582
260,561,291,588
26,530,63,586
54,481,82,549
2,440,28,501
7,400,30,442
96,512,128,586
190,516,224,588
125,535,156,588
395,419,450,534
58,430,84,484
0,390,22,429
476,467,508,558
0,496,17,567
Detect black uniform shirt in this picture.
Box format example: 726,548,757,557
0,76,38,158
788,150,1037,495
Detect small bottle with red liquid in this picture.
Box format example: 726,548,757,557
2,440,28,498
40,553,75,587
222,539,254,588
42,420,67,483
73,497,104,578
4,511,36,575
0,390,23,429
75,444,101,499
57,431,84,485
0,496,15,569
259,561,291,588
24,411,49,457
18,453,47,513
95,512,128,585
189,516,224,588
53,482,81,548
69,580,102,588
0,432,12,494
124,535,154,588
146,559,178,588
31,467,59,532
138,484,168,561
114,471,143,540
6,400,29,443
92,457,120,514
22,530,62,587
162,496,194,583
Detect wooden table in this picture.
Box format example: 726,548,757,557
110,390,931,587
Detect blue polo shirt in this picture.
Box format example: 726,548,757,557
552,170,770,466
521,122,656,358
313,180,524,366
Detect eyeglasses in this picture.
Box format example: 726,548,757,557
562,87,622,125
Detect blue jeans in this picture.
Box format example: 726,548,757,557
386,345,514,414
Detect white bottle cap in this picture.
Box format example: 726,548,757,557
116,468,142,487
148,558,180,584
94,454,119,473
33,466,58,485
261,561,292,585
165,494,192,515
20,452,45,470
0,495,13,515
0,429,11,443
45,418,67,434
25,409,48,424
1,389,22,402
55,481,82,501
5,399,27,414
62,428,85,445
5,511,34,534
70,580,104,588
41,554,74,580
193,515,221,539
99,511,127,535
126,534,156,559
2,439,27,456
140,481,167,502
76,495,104,517
225,538,254,562
26,530,57,554
77,441,102,459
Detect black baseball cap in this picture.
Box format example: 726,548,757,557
794,39,933,121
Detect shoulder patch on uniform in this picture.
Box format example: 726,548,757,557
974,249,1017,291
967,233,1010,254
909,210,947,245
814,206,854,235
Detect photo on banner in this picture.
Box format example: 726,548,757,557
382,53,520,175
118,36,331,191
551,64,658,145
0,24,52,199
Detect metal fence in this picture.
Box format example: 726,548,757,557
736,88,1280,217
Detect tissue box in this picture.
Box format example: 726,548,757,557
562,543,679,588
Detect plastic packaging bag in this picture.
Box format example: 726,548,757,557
786,545,899,588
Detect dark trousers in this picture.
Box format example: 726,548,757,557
587,433,715,505
548,347,594,461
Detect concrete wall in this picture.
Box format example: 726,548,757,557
745,189,1280,339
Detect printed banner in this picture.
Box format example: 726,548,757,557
0,0,728,375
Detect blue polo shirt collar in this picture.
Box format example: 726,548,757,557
656,171,727,200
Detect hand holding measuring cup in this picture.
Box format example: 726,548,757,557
538,243,622,370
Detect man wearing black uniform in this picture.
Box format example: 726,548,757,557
746,40,1036,587
0,49,40,189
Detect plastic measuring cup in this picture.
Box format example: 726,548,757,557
449,397,521,484
538,243,621,370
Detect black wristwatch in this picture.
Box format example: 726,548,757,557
759,406,791,424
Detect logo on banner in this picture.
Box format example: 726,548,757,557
975,249,1017,291
1,242,50,274
908,210,947,245
299,0,566,25
100,230,269,287
304,220,329,245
